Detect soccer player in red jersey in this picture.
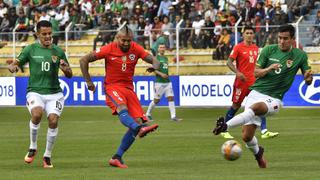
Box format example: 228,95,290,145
221,26,279,139
79,26,160,168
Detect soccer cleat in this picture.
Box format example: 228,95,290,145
137,124,159,138
43,157,54,168
171,117,182,122
109,155,128,168
261,131,279,139
24,149,37,164
212,117,228,135
255,146,267,168
220,132,234,139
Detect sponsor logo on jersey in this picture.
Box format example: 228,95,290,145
32,56,44,58
111,57,117,60
299,76,320,104
52,56,58,63
269,58,280,62
129,54,135,61
286,60,293,68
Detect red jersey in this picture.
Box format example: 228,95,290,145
229,42,259,86
94,41,149,89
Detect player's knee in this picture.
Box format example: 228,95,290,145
31,108,43,123
48,114,59,128
250,102,268,116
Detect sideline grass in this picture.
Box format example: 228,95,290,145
1,107,319,180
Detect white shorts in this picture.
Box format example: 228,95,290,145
26,92,65,117
244,90,282,126
154,82,174,99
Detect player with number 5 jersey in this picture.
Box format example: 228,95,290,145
79,26,160,168
8,21,73,168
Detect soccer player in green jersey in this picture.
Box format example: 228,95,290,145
213,24,313,168
146,44,182,122
8,21,73,168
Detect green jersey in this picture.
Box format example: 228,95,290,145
156,55,170,83
17,43,68,94
250,44,311,100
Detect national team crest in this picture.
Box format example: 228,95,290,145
129,54,135,61
52,56,58,63
286,60,293,68
122,56,127,62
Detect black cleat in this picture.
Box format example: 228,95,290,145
255,146,267,168
212,116,228,135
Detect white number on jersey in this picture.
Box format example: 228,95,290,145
41,61,50,71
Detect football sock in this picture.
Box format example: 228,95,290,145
168,101,176,118
226,108,255,128
118,109,140,131
29,120,40,150
146,101,155,116
116,129,136,157
225,107,238,122
44,128,58,158
260,117,267,134
245,136,259,155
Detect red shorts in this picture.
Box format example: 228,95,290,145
232,82,251,104
105,86,147,120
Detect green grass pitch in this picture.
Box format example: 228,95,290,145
1,107,319,180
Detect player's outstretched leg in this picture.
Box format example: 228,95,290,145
25,120,40,164
109,154,128,169
136,124,159,138
212,117,228,135
221,107,238,139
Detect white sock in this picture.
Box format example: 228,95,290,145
146,101,156,116
226,108,255,128
168,101,176,119
44,128,58,158
29,120,40,150
261,129,268,134
245,136,259,155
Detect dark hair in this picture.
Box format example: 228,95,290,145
279,24,295,38
243,26,255,33
36,21,52,32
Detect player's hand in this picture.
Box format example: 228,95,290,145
304,70,313,85
269,63,281,71
146,66,156,73
8,64,19,73
60,60,69,67
161,74,169,79
236,72,246,82
86,81,96,92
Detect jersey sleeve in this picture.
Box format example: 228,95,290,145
135,42,149,59
256,46,269,68
229,45,239,59
94,45,110,60
17,45,31,66
300,52,311,74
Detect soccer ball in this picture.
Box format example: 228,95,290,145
221,140,242,161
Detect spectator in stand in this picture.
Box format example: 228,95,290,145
161,15,174,50
229,27,241,48
133,4,143,17
39,9,50,22
143,18,153,49
133,0,144,14
124,0,135,15
111,0,124,13
120,7,130,21
157,0,171,18
0,9,9,41
18,0,30,19
168,6,176,24
312,10,320,46
191,14,205,49
69,7,80,40
255,1,265,19
128,16,138,40
93,0,105,27
142,3,151,20
151,16,163,40
48,10,60,45
241,0,255,23
215,28,230,60
173,14,186,48
202,15,215,49
184,18,192,48
137,15,146,47
213,21,222,48
15,9,29,42
204,3,217,23
93,18,112,50
254,12,263,47
266,3,275,19
55,6,69,40
188,3,199,22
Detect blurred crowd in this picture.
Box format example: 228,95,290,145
0,0,319,54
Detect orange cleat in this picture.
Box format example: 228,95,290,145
24,149,37,164
109,158,128,168
137,124,159,138
43,157,54,168
255,146,267,168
